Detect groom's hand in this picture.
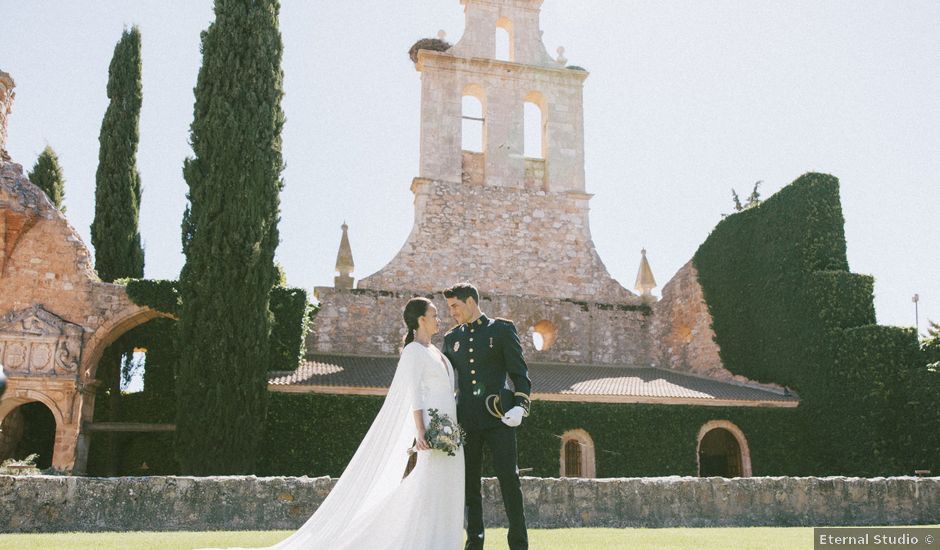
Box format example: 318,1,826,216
501,406,525,427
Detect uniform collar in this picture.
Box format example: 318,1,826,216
467,313,489,327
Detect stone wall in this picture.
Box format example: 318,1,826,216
0,70,13,162
2,475,938,532
357,178,635,304
310,287,650,366
650,261,725,377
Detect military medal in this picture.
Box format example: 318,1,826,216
489,337,494,348
453,341,460,352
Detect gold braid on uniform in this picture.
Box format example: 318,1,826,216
514,392,531,417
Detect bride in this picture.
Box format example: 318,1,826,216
204,297,464,549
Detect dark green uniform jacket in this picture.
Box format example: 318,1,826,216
443,314,532,431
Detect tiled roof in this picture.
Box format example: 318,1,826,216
269,354,799,407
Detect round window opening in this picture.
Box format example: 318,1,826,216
531,320,558,351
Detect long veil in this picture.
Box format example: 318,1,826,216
266,344,423,549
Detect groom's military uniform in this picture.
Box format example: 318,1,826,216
444,314,531,550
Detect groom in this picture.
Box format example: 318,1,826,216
443,282,531,550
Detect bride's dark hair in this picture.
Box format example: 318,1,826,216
402,297,432,347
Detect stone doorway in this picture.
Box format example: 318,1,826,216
696,420,752,478
0,400,57,469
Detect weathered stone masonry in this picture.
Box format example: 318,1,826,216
2,475,938,532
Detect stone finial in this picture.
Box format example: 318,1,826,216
437,30,447,41
634,248,657,298
0,70,16,164
334,222,355,289
555,46,567,66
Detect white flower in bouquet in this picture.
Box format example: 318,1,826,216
422,408,466,457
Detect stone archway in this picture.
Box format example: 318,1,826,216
72,305,173,474
0,400,57,469
696,420,752,477
0,388,68,470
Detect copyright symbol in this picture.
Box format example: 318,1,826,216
926,534,934,544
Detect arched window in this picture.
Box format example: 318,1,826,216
495,17,513,62
559,429,596,478
564,440,582,477
696,420,753,477
461,85,485,153
524,91,545,159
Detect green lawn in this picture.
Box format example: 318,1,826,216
0,527,823,550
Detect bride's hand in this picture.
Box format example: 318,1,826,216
415,430,431,451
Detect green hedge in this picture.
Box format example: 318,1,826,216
693,172,937,475
269,287,315,372
87,283,310,475
109,391,807,478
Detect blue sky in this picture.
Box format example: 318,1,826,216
3,1,938,333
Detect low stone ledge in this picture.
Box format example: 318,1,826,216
1,475,938,533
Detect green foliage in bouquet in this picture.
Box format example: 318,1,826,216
423,408,465,457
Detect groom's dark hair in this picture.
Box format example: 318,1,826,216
443,282,479,304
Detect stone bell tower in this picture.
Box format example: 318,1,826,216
311,1,650,364
357,0,634,303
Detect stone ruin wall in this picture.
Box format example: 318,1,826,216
0,72,164,471
650,261,787,392
0,71,13,162
357,178,636,305
309,287,650,367
650,261,725,377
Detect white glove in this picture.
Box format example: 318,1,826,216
501,406,525,427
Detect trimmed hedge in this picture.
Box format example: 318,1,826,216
108,391,807,478
693,172,938,475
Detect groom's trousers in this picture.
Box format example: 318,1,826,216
464,424,528,550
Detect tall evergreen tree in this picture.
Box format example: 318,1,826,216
177,0,285,474
28,146,66,212
91,26,144,283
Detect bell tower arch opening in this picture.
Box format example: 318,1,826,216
495,17,513,62
461,84,486,154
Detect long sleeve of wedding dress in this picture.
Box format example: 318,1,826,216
200,342,464,550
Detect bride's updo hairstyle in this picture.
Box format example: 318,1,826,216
402,297,432,347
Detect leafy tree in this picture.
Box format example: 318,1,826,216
91,26,144,283
732,180,763,212
176,0,285,474
28,146,66,212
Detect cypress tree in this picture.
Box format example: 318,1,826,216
177,0,285,474
28,146,66,212
91,26,144,283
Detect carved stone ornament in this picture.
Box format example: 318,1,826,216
0,305,84,377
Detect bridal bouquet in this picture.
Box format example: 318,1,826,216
421,408,466,457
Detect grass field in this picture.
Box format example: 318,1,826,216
0,527,825,550
3,527,938,549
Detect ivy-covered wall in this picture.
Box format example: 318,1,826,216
693,172,939,476
86,283,313,476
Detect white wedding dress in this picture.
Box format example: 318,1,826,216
202,342,464,550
